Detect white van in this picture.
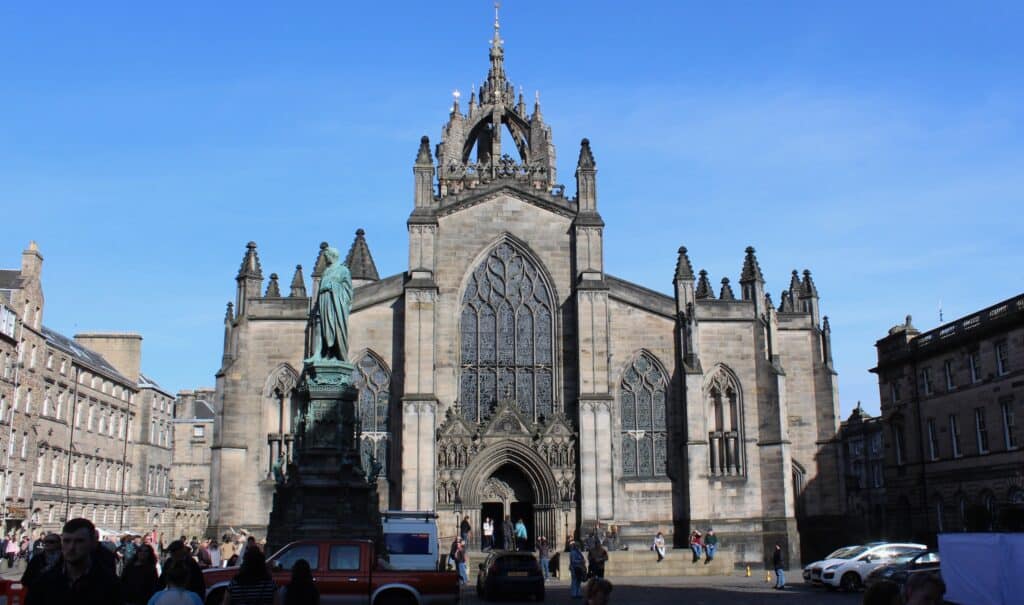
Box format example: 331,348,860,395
381,510,439,570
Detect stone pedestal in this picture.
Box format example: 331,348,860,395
267,360,382,554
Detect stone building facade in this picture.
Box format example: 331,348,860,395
0,243,208,537
209,17,844,565
874,294,1024,543
836,403,886,541
170,388,214,539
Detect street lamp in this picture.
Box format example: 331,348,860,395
561,493,572,551
453,493,463,544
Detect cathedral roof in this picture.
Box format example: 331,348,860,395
345,229,380,282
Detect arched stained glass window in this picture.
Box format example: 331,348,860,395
460,242,555,423
353,353,391,475
620,353,668,477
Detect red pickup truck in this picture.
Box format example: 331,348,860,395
202,539,460,605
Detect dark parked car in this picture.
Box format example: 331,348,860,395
865,550,941,590
476,551,544,601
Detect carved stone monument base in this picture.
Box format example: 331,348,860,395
266,360,382,554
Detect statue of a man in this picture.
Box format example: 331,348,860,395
309,246,352,362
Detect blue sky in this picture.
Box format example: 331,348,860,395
1,1,1021,417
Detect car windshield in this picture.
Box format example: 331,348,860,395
890,553,918,564
825,546,857,559
836,546,868,559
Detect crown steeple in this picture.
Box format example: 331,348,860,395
433,5,558,199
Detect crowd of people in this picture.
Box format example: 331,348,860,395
17,518,321,605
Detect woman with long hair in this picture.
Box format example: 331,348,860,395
274,559,319,605
122,544,159,605
223,549,277,605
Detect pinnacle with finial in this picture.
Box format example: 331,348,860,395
719,277,736,301
740,245,764,283
289,265,307,298
265,273,281,297
675,246,695,281
695,270,715,299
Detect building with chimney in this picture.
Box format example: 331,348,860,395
0,243,208,538
874,294,1024,542
209,12,844,564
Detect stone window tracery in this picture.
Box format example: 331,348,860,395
460,242,555,423
619,353,668,478
706,365,745,476
353,353,391,477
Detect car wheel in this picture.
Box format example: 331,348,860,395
841,572,862,592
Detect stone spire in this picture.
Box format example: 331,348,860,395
674,246,695,281
576,138,598,212
224,301,234,322
289,265,307,298
345,228,380,284
235,241,263,316
740,246,764,284
695,270,715,299
719,278,736,301
799,269,820,324
311,242,329,297
484,1,507,104
265,273,281,297
739,246,765,312
237,241,263,280
779,290,794,312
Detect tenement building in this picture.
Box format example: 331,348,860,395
209,16,844,564
874,293,1024,542
836,403,886,541
170,388,214,539
0,242,208,537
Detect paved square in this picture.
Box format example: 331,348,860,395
461,576,861,605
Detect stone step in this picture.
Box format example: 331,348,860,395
462,548,737,579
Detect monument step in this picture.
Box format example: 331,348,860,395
462,548,737,578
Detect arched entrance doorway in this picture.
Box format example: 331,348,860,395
480,464,535,550
436,402,577,552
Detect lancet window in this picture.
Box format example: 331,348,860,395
264,364,298,479
619,353,668,478
706,366,744,476
459,242,555,423
353,352,391,476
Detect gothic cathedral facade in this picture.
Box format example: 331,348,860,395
209,22,844,564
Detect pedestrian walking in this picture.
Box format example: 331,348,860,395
459,516,471,547
21,533,61,590
688,530,703,563
651,532,665,562
122,544,159,605
5,535,18,568
703,529,717,564
275,558,319,605
147,559,203,605
586,540,608,579
772,543,785,590
537,537,550,580
224,549,276,605
156,540,205,599
209,539,222,569
568,543,587,599
482,517,494,551
220,536,236,568
24,518,123,605
514,519,527,551
454,539,468,585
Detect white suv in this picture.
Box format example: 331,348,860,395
818,543,926,591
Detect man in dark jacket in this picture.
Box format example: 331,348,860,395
25,518,123,605
21,533,61,590
156,540,205,598
772,543,785,590
502,516,514,551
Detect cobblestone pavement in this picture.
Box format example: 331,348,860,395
461,576,862,605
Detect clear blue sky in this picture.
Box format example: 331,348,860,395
2,1,1021,417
